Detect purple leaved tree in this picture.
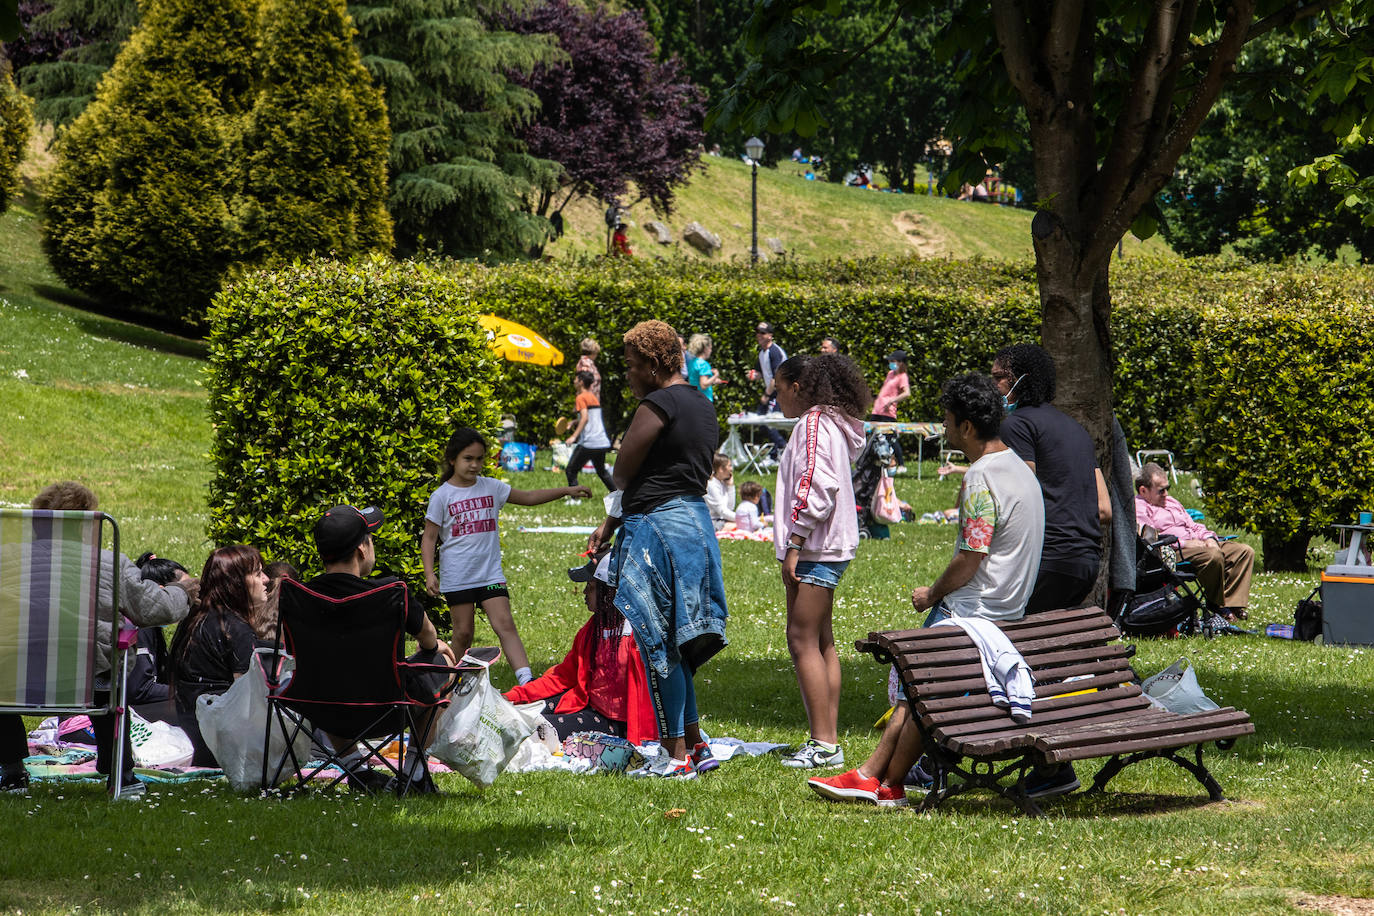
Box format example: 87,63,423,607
504,0,705,237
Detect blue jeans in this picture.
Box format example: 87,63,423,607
793,559,850,589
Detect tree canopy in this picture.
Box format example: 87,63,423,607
10,0,138,126
503,0,705,225
348,0,563,259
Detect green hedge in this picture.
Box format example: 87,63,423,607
206,258,502,602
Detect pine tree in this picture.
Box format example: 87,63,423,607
239,0,391,261
0,55,32,213
349,0,563,258
43,0,258,320
15,0,138,126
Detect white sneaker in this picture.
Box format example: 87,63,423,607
628,756,697,779
782,739,844,769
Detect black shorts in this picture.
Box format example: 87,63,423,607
443,583,510,607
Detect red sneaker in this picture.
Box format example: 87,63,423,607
876,783,908,808
808,768,879,803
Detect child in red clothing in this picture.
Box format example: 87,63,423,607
503,554,657,746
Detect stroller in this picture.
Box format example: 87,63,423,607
852,430,895,540
1111,529,1246,638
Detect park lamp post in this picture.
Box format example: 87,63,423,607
746,135,765,264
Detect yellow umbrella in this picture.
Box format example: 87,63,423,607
478,314,564,367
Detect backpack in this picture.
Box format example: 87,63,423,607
1293,586,1323,641
1115,585,1195,636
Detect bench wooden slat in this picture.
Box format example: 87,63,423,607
940,700,1164,754
905,661,1138,701
1033,708,1253,749
1038,721,1257,764
916,672,1138,714
898,644,1134,685
925,685,1148,731
949,709,1201,756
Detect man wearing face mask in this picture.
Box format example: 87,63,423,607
993,343,1111,614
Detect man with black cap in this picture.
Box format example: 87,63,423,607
747,321,789,462
308,505,455,791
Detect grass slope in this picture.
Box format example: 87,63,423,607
3,189,1373,916
545,157,1175,262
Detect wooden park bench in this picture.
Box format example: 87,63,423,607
855,606,1255,816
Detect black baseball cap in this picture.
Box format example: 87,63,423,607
313,505,384,562
886,349,909,363
568,553,612,584
756,321,775,334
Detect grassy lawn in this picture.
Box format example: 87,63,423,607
3,193,1373,915
545,157,1174,263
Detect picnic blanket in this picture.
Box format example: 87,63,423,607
716,527,773,542
515,526,598,535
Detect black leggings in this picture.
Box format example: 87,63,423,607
565,446,616,491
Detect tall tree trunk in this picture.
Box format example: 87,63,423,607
1262,532,1312,573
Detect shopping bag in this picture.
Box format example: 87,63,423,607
427,655,540,787
128,710,194,768
197,654,313,791
1141,657,1221,715
550,441,573,471
871,475,903,524
499,441,537,472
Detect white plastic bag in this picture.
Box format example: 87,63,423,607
551,440,573,471
128,710,194,768
1141,657,1221,715
427,657,541,787
197,654,313,791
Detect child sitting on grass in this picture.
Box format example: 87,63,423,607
422,427,591,685
734,480,770,532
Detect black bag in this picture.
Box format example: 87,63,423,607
1293,586,1323,641
1117,585,1194,636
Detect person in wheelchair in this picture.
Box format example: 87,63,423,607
1134,463,1255,621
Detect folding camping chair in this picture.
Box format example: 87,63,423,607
0,508,133,798
261,577,487,796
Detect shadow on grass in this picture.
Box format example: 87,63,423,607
32,283,207,359
0,781,584,911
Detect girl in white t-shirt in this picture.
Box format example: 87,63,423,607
422,427,591,685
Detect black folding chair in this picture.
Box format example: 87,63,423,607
260,577,476,796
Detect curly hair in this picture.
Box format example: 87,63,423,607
939,373,1004,439
31,481,98,510
623,320,683,378
687,333,712,357
993,343,1056,408
774,354,872,419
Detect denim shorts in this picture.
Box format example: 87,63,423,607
793,559,850,589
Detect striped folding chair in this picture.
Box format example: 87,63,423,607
0,509,127,797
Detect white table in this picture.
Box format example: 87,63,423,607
724,415,945,477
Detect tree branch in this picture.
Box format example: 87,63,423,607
1179,0,1334,67
1090,0,1259,265
833,6,905,77
1043,0,1086,92
990,0,1054,115
1093,0,1199,226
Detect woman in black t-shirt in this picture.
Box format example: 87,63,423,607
589,320,728,779
171,545,267,767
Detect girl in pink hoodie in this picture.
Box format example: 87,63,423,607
773,354,872,769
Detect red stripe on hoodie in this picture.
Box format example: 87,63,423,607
791,409,821,522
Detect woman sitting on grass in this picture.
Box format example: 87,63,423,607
170,545,268,768
504,553,657,747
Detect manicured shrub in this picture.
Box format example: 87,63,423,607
43,0,258,320
1189,268,1374,570
0,62,32,213
43,0,395,324
206,258,503,604
238,0,392,262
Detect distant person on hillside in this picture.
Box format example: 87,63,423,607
611,222,632,257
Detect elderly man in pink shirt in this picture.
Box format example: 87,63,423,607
1134,462,1255,620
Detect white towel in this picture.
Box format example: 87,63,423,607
934,617,1035,723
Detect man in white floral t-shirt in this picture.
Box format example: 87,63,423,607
808,373,1044,808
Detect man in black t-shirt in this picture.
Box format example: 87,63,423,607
308,505,455,792
992,345,1112,613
